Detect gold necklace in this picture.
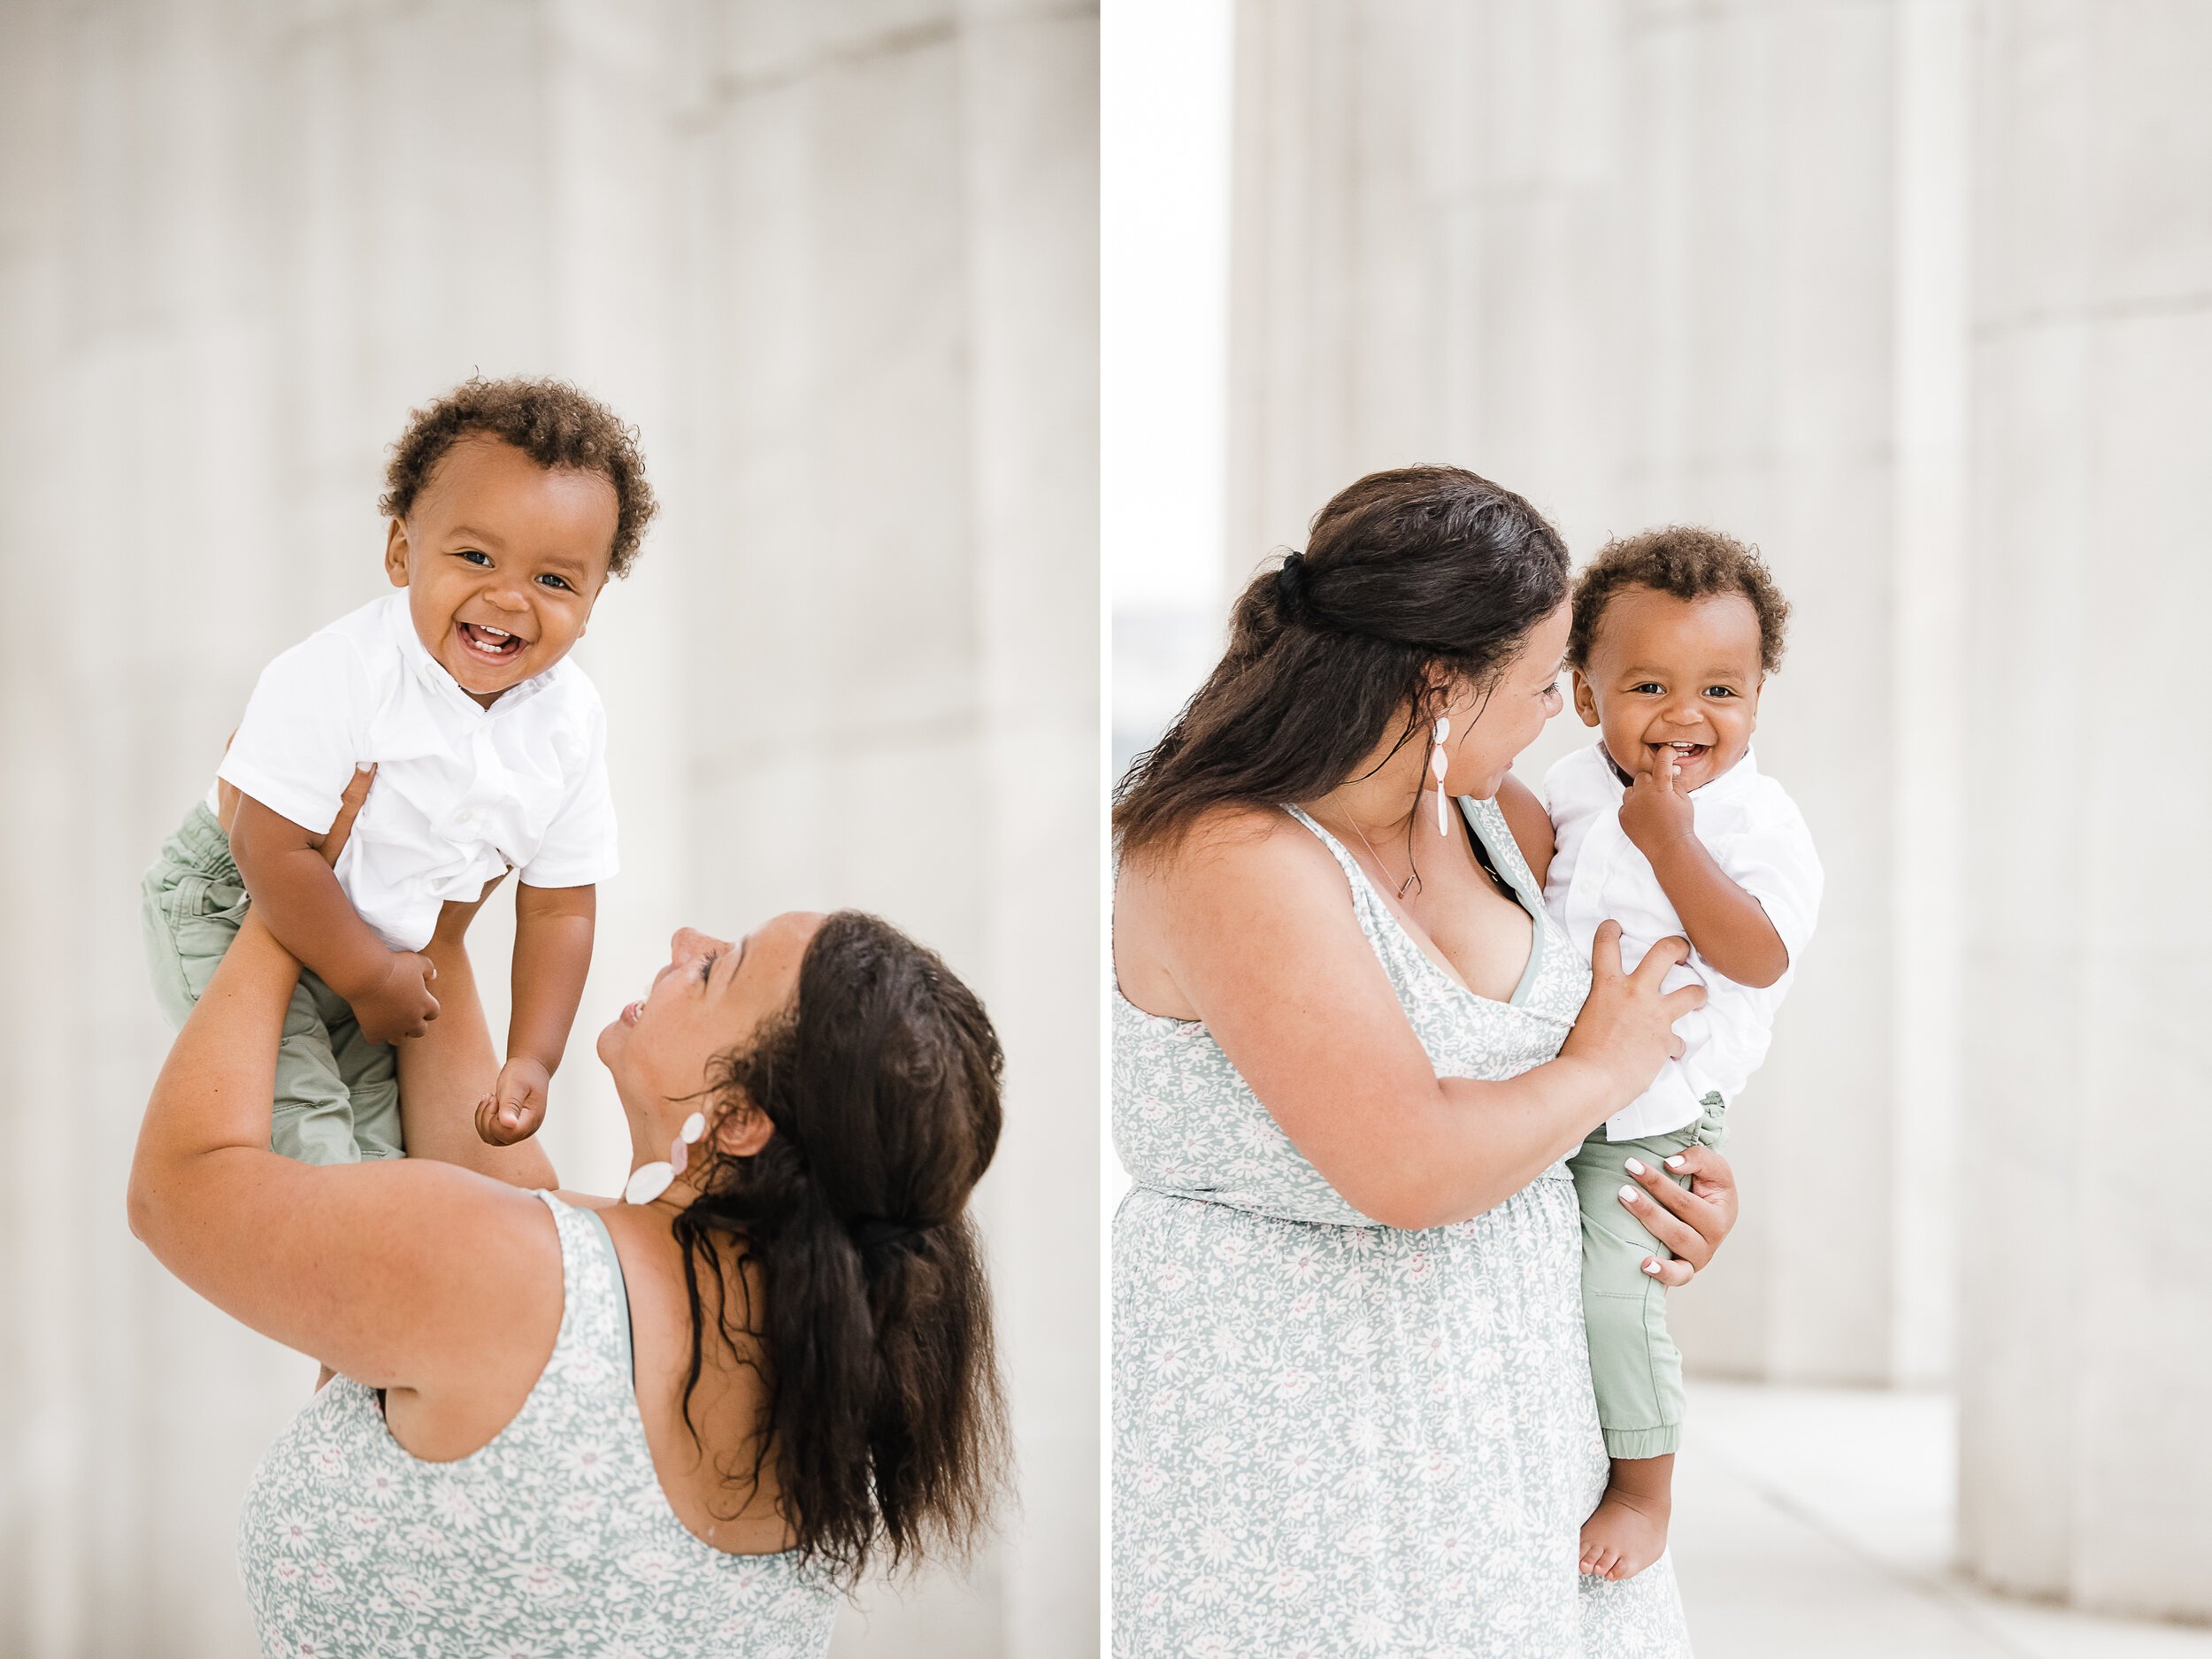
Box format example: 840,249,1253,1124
1314,798,1425,900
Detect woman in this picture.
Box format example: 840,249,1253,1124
128,766,1006,1657
1113,466,1739,1655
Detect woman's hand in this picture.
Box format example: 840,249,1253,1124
1558,921,1707,1102
1620,1142,1739,1286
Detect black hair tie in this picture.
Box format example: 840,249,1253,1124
1275,551,1310,621
850,1216,926,1254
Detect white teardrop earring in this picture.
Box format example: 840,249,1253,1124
623,1110,709,1205
1431,716,1452,834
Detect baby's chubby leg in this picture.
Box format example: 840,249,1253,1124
1566,1104,1723,1579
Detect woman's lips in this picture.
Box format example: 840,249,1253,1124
621,1000,644,1027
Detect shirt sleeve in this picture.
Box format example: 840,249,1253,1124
1717,792,1824,966
520,695,619,889
214,630,373,835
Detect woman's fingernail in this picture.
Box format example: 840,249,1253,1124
1665,1155,1686,1170
1624,1158,1646,1176
356,762,373,772
1618,1184,1640,1204
1643,1260,1663,1276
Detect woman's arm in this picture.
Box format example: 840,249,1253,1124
129,770,560,1387
1141,814,1708,1230
1138,811,1704,1231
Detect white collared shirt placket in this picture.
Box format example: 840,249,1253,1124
219,594,618,954
1541,741,1821,1142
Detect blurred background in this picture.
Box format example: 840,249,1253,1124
1107,0,2209,1653
0,3,1096,1656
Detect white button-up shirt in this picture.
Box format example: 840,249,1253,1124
1541,742,1822,1141
215,593,618,953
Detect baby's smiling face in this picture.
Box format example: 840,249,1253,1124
382,435,618,707
1571,584,1767,791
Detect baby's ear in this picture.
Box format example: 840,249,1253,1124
1571,670,1601,727
382,519,412,588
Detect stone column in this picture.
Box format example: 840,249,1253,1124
1225,0,1969,1386
1956,0,2212,1621
0,3,1097,1654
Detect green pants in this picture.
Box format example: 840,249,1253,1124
1568,1094,1727,1460
139,802,405,1165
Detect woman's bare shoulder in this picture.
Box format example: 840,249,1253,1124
1116,804,1349,1018
1126,803,1336,886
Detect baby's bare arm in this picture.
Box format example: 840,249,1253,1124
510,882,595,1077
1641,835,1787,988
227,794,437,1039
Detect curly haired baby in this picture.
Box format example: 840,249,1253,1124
141,377,656,1164
1542,527,1824,1580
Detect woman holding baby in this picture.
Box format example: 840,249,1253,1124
131,761,1006,1657
1113,465,1742,1654
128,382,1007,1659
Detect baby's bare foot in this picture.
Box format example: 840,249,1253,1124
1578,1483,1671,1581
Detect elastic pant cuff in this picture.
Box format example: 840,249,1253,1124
1602,1424,1682,1460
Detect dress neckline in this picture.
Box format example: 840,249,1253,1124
1288,798,1550,1012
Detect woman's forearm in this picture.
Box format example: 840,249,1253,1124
127,911,301,1246
1358,1055,1621,1230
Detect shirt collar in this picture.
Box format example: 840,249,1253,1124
381,591,555,718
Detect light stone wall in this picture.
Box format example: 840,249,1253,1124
0,3,1098,1655
1227,0,1968,1392
1956,0,2212,1622
1225,0,2212,1624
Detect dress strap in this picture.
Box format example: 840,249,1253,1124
531,1190,639,1386
1457,795,1545,913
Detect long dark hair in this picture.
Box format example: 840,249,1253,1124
672,910,1008,1584
1115,465,1571,862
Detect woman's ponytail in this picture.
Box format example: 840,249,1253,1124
672,911,1008,1584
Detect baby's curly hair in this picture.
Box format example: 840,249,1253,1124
1566,526,1791,676
378,376,657,578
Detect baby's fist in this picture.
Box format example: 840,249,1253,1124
478,1057,549,1146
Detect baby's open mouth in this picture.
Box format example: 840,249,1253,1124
457,621,526,663
1653,741,1709,762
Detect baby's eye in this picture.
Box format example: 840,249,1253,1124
456,549,492,567
535,572,573,592
1704,686,1737,698
1628,681,1663,695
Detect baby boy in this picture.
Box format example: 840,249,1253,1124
1541,527,1824,1580
140,377,656,1163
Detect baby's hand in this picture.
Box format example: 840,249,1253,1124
350,950,440,1044
478,1057,549,1146
1618,749,1694,856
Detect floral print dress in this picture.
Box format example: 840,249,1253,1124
237,1191,838,1659
1113,799,1694,1657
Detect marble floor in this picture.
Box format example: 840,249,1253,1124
1673,1380,2212,1657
